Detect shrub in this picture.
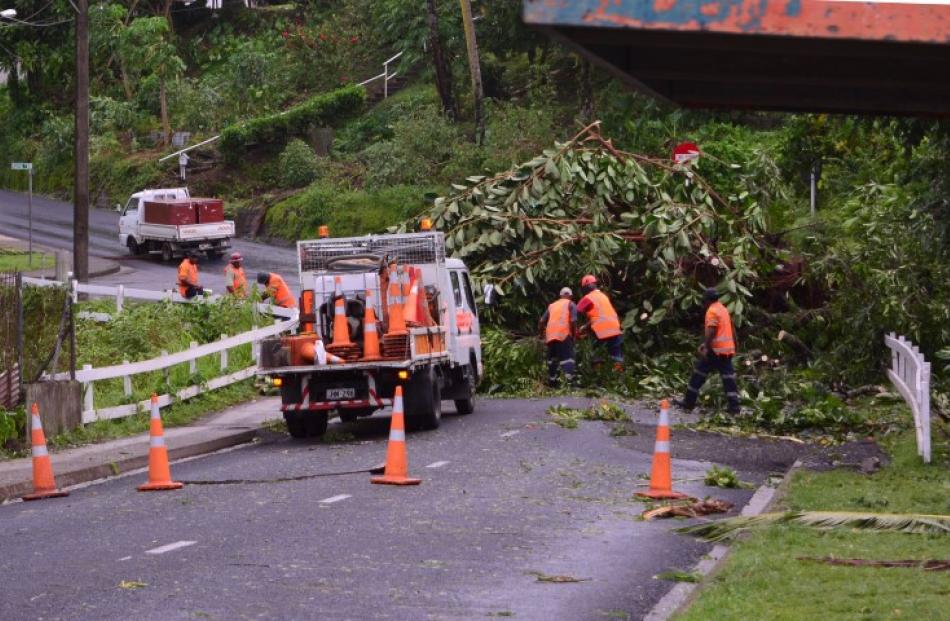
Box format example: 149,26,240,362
278,139,320,188
219,85,366,159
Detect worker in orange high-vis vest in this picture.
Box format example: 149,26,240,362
177,251,204,299
257,272,297,309
674,287,740,414
224,252,247,298
538,287,578,387
576,275,624,371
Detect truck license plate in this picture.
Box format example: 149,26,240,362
326,388,356,400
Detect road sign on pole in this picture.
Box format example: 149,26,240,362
10,162,34,265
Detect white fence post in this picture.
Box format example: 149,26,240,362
920,361,931,463
220,334,228,372
189,341,198,375
122,360,132,397
82,364,94,415
884,333,931,464
116,285,125,313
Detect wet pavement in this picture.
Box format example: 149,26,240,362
0,397,805,621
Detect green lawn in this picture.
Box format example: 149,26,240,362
678,435,950,621
0,249,54,271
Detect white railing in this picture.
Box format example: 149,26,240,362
885,333,931,463
158,50,405,164
22,276,298,424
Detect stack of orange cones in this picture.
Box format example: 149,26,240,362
327,275,361,361
385,263,406,337
138,394,183,492
403,267,420,325
362,287,382,361
371,386,421,485
635,400,689,500
22,403,69,501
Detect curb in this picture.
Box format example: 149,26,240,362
643,459,802,621
0,427,257,503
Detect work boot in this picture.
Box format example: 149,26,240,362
672,398,695,412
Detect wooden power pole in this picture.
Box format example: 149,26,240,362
74,0,90,283
459,0,484,144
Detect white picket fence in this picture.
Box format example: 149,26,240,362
23,276,298,424
885,333,931,463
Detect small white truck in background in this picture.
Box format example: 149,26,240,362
257,231,483,438
117,187,235,261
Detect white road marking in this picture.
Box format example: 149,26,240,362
145,540,197,555
118,556,132,561
426,461,450,469
500,430,520,438
319,494,351,504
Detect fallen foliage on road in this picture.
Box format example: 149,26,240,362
642,499,733,521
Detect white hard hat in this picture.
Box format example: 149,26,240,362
560,287,573,297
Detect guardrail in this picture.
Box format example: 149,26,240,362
22,276,298,424
885,333,931,463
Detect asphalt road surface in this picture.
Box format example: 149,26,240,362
0,398,803,621
0,189,300,294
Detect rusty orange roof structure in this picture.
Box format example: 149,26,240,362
523,0,950,116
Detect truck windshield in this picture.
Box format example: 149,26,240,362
122,198,137,216
449,271,463,308
461,272,477,316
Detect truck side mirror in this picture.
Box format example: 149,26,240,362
482,284,497,307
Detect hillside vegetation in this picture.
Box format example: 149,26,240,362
1,1,949,442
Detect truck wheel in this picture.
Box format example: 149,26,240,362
406,368,441,431
304,411,329,437
454,365,477,416
284,412,308,439
161,242,174,262
127,237,141,256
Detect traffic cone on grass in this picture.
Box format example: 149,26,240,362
371,386,421,486
138,394,183,492
635,400,688,500
22,403,69,501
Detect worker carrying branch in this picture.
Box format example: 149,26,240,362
674,287,740,414
576,275,624,371
257,272,297,308
224,252,247,297
539,287,578,387
177,251,204,299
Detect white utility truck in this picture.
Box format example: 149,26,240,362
117,187,235,261
257,231,482,438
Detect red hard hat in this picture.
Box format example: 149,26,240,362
581,274,597,287
230,252,243,262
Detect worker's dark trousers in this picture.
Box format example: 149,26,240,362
682,352,739,410
592,334,624,370
546,337,577,386
182,285,204,299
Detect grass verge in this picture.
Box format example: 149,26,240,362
0,249,54,271
676,434,950,620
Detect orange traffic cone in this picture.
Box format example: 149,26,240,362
371,386,421,486
23,403,69,501
635,400,689,500
330,276,353,347
403,266,420,325
138,394,183,492
385,263,407,336
362,287,382,361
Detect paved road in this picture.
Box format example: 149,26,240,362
0,190,300,294
0,397,802,621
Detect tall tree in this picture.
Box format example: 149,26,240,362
459,0,484,144
119,17,184,144
426,0,456,119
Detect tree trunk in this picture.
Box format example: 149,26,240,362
159,78,170,145
426,0,456,119
578,57,595,123
459,0,484,144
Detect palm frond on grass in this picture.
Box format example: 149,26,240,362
676,511,950,542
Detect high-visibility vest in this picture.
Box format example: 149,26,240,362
545,298,572,343
267,273,297,309
225,264,247,297
177,259,198,297
582,289,621,339
706,301,736,355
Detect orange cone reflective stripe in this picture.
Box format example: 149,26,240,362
371,386,421,486
23,403,69,501
138,394,183,491
330,276,353,347
635,400,688,500
362,287,382,361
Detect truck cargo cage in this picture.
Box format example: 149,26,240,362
298,232,446,274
